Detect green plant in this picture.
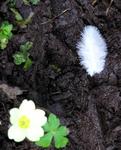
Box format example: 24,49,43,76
23,0,40,5
8,0,40,6
8,99,69,148
10,8,34,28
13,41,33,71
36,114,69,149
50,64,61,73
7,0,16,7
0,21,13,50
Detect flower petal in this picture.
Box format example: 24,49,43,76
19,99,35,112
32,109,47,126
26,126,44,141
9,108,20,125
8,126,26,142
35,109,45,116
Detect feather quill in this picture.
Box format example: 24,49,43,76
77,25,107,76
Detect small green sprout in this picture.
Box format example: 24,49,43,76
10,8,34,28
50,64,61,73
36,114,69,149
23,0,40,5
8,0,16,7
13,41,33,71
0,21,13,50
8,0,40,6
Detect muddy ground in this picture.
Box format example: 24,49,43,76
0,0,121,149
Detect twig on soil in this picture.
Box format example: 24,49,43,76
92,0,97,6
40,8,71,25
106,0,114,16
1,102,7,113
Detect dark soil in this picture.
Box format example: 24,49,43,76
0,0,121,149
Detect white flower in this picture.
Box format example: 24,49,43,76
8,99,47,142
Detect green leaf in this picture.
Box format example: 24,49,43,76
13,41,33,70
43,114,60,132
20,41,33,53
13,52,26,65
54,136,68,149
10,8,23,21
54,126,69,148
23,57,32,71
43,122,50,132
8,0,16,7
35,133,53,148
1,22,13,38
22,0,40,5
0,21,13,50
0,38,8,50
10,7,34,28
36,113,69,149
30,0,40,5
17,12,34,28
23,0,30,5
56,126,69,136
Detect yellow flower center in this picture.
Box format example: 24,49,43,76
18,115,30,128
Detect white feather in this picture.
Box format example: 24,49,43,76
77,25,107,76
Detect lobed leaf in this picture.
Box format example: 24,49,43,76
0,21,13,50
35,133,53,148
36,113,69,149
56,126,69,136
20,41,33,53
54,136,68,149
43,114,60,132
13,53,26,65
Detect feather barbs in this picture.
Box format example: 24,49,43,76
77,25,107,76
